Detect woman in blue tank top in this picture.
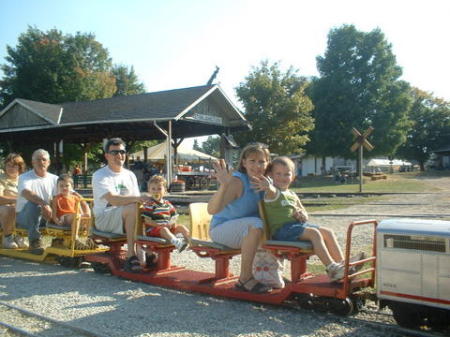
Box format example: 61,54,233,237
208,143,271,293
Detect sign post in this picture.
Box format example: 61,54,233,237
350,127,374,192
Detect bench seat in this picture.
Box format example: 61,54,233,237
91,228,126,240
46,224,71,231
264,240,313,251
190,238,235,251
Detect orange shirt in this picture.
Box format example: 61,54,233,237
55,193,80,217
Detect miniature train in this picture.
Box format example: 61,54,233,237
1,202,449,332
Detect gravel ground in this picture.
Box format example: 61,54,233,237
1,176,449,337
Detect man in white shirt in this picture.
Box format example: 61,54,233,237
16,149,58,253
92,138,150,272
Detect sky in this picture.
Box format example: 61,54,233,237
1,0,449,145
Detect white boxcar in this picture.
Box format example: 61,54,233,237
377,218,450,329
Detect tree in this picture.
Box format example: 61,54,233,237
200,136,220,158
307,25,412,159
235,61,314,155
396,89,450,170
0,27,148,171
112,64,145,96
0,26,116,107
193,139,201,152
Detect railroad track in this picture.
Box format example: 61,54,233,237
294,304,449,337
0,301,107,337
354,305,448,337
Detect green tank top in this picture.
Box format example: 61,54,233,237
264,189,300,234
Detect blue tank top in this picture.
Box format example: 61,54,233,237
210,171,262,229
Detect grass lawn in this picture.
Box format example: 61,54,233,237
179,170,448,228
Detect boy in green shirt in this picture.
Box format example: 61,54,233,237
252,156,361,282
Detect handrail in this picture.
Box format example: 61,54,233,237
343,219,378,295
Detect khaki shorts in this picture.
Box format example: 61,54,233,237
210,217,263,249
94,207,124,234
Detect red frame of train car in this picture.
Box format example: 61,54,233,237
85,219,377,308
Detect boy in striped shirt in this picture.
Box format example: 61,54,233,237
142,175,189,252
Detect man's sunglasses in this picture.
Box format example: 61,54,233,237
108,150,127,155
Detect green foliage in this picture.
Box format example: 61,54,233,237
396,88,450,170
193,139,201,151
235,61,314,155
112,64,145,96
0,26,116,106
0,26,148,170
200,136,220,158
307,25,412,158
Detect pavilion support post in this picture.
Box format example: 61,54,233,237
53,140,63,175
167,121,173,184
59,140,64,174
143,146,148,163
84,151,88,174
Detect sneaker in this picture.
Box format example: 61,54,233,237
30,238,43,249
14,235,28,248
326,262,345,282
2,235,18,249
349,252,366,274
172,237,188,253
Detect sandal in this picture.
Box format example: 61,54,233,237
145,252,158,269
123,256,141,273
235,277,272,294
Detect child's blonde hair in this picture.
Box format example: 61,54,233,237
268,156,295,174
237,142,271,173
148,175,167,188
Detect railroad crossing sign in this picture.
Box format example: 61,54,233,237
351,127,374,152
350,127,374,192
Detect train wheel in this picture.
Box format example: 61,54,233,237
91,261,111,274
424,307,449,331
329,297,354,316
350,296,365,314
296,294,315,310
57,256,83,268
390,303,422,329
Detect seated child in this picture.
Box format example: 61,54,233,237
51,174,91,248
142,175,190,252
252,156,363,282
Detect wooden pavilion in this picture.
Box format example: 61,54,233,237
0,84,249,181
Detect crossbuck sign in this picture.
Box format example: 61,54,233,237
350,127,374,192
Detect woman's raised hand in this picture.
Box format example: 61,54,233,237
212,159,233,185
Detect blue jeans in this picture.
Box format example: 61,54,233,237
272,222,320,241
16,202,46,241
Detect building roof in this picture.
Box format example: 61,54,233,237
0,84,249,144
